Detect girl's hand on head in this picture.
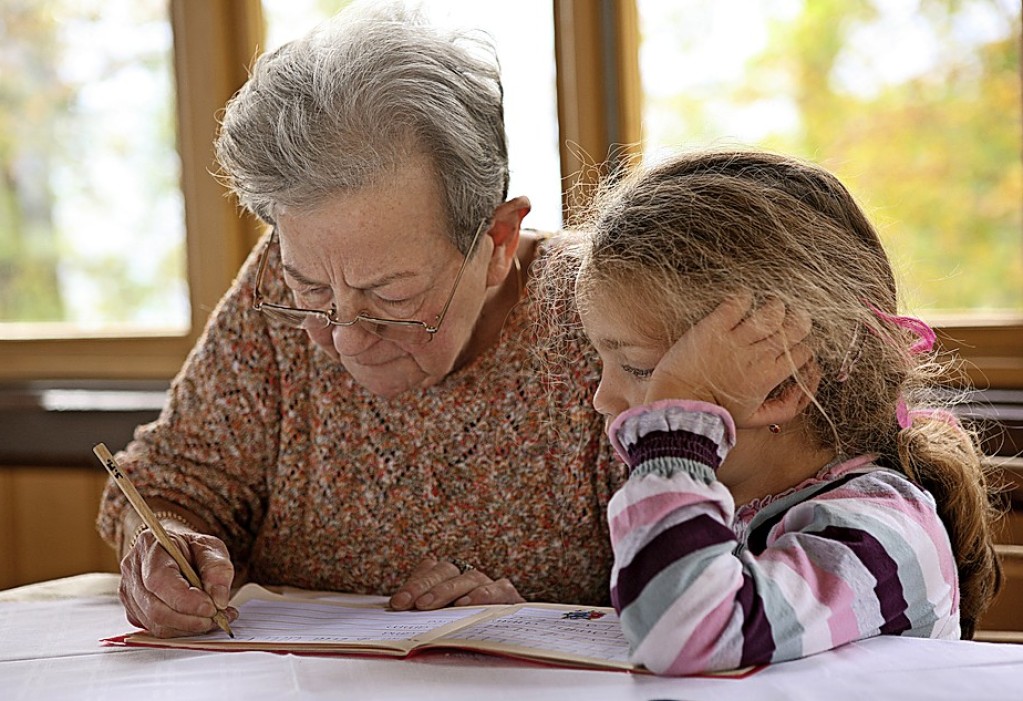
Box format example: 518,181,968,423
644,294,814,428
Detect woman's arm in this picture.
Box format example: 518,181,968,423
97,236,284,635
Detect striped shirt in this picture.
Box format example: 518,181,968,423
607,399,959,676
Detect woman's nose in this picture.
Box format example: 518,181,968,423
323,291,381,356
331,320,378,357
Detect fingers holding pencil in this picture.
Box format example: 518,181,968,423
122,528,238,638
94,443,237,638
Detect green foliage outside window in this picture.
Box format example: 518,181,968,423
0,0,186,334
640,0,1022,316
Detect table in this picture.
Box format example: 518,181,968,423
3,574,1023,700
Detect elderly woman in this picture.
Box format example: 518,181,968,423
96,3,625,638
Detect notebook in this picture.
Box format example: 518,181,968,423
103,583,757,677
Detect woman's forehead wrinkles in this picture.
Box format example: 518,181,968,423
282,250,423,291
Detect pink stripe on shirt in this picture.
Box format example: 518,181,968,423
609,490,715,543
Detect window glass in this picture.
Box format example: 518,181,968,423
0,0,187,339
638,0,1022,319
260,0,563,231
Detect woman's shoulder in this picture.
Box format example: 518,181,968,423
522,229,588,317
516,230,591,344
527,228,587,262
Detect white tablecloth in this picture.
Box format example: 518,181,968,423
3,574,1023,701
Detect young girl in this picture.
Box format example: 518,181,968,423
574,150,1002,676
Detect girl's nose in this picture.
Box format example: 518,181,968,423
592,376,626,419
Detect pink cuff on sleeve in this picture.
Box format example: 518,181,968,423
606,400,736,465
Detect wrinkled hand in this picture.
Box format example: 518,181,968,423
389,557,525,611
119,526,237,638
645,295,814,428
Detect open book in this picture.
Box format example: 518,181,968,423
104,583,644,672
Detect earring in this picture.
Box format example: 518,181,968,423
769,424,781,434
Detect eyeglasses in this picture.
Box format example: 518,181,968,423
252,219,488,345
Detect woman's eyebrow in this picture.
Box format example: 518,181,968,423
281,262,327,287
355,270,418,291
281,262,418,291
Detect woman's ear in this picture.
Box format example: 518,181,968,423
484,196,531,287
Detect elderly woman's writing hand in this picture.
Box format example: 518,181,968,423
119,518,238,638
389,557,525,611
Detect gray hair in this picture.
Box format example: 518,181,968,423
215,1,509,252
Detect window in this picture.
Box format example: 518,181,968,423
2,0,1019,387
556,0,1022,388
0,1,186,338
0,0,262,380
637,0,1022,320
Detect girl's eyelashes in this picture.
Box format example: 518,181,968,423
622,364,653,379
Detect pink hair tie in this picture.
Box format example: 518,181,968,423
896,398,912,430
896,399,962,431
867,303,945,431
837,303,935,382
866,303,936,354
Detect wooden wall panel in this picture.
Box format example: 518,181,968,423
2,467,118,589
980,545,1023,633
0,470,16,589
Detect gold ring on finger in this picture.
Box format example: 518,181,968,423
450,558,475,575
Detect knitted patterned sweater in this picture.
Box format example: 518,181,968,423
607,400,959,676
96,234,627,604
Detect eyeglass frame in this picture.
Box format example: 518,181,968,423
252,218,489,341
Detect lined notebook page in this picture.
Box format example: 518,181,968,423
127,588,634,668
445,606,630,663
199,599,487,644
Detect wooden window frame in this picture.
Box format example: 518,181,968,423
1,0,1019,389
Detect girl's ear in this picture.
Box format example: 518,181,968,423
753,359,822,427
484,196,531,288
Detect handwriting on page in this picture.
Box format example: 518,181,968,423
203,600,485,643
444,607,631,663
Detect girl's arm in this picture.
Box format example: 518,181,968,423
608,401,959,676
